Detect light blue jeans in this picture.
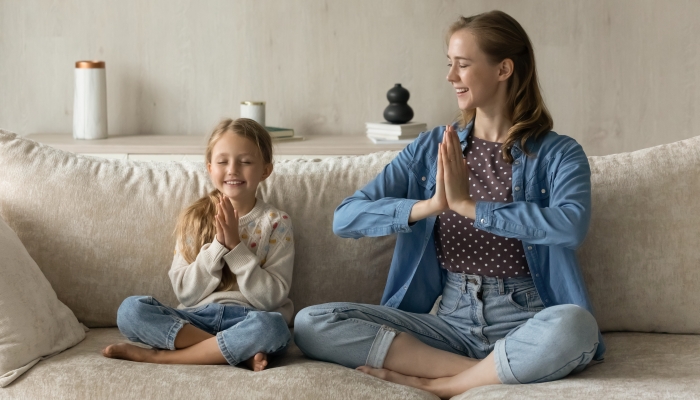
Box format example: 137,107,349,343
294,272,599,384
117,296,291,366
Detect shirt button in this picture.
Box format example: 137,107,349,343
527,246,532,250
515,186,520,191
541,189,546,193
480,219,485,224
514,160,520,165
422,176,426,181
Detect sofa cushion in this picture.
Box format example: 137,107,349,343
0,215,85,387
0,330,696,399
452,332,700,399
0,130,397,328
0,328,437,399
578,136,700,333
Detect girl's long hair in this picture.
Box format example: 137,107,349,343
447,10,553,163
174,118,273,292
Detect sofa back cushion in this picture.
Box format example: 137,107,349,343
0,130,395,327
578,136,700,333
2,129,700,333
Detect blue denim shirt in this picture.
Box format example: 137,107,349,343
333,121,605,360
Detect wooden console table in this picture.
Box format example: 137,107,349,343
25,134,409,161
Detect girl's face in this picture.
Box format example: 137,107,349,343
446,29,511,111
207,132,272,202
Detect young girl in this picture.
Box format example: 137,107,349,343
295,10,603,397
103,118,294,372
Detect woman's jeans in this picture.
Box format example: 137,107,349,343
117,296,291,366
294,272,599,384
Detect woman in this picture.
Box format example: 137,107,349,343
294,10,604,398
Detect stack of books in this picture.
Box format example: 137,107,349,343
366,121,427,144
266,127,304,142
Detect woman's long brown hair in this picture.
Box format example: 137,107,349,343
447,10,553,163
174,118,273,292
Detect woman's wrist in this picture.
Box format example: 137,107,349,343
409,199,445,223
451,199,476,220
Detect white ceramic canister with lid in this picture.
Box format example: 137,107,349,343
73,61,108,140
240,101,266,127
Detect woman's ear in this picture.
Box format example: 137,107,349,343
498,58,514,81
261,162,274,181
206,162,212,174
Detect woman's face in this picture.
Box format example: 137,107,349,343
446,29,508,111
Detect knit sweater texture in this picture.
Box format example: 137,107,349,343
168,198,294,324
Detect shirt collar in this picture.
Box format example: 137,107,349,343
456,118,525,157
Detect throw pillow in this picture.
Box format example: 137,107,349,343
0,215,85,387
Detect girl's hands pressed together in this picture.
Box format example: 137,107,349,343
441,125,476,219
215,195,241,250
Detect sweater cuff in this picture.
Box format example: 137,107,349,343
222,242,258,274
204,238,230,272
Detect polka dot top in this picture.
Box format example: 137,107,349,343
434,135,530,278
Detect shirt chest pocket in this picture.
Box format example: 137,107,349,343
409,158,436,193
526,162,551,204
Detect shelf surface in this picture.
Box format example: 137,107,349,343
24,134,409,156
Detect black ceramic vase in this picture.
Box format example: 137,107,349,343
383,84,414,124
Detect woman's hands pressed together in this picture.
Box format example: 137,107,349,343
215,195,241,251
409,125,476,222
440,125,476,219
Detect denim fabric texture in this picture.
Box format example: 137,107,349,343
294,272,599,384
117,296,291,365
332,121,605,360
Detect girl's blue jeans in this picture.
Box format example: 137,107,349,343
294,272,599,384
116,296,291,366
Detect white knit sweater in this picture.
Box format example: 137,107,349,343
168,199,294,324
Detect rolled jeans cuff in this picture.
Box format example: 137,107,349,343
216,332,239,366
165,318,188,351
365,325,398,368
494,338,519,384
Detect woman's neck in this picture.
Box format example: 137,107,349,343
471,95,512,143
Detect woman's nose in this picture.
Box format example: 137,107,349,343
446,65,458,82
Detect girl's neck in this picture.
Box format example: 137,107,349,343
472,108,512,143
228,196,257,219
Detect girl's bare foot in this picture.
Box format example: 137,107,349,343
102,343,159,363
244,352,268,371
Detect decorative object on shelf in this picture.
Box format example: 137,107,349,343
366,121,427,144
240,101,266,127
73,61,108,140
383,84,414,124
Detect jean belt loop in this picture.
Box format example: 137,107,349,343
498,277,505,295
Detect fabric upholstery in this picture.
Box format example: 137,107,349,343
0,130,396,328
0,215,85,387
579,136,700,333
0,328,436,400
452,332,700,399
2,128,700,398
1,330,697,399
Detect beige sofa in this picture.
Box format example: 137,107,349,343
0,129,699,399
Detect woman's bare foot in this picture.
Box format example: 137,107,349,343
244,352,268,371
102,343,160,363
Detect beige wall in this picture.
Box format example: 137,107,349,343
1,0,698,156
